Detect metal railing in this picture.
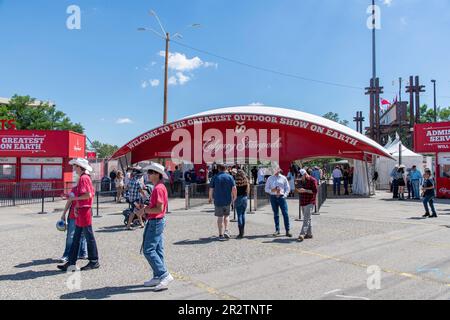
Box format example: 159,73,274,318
185,183,210,209
250,184,270,212
0,181,119,209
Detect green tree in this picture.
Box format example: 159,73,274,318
323,112,349,126
0,95,84,133
89,141,119,159
418,104,450,123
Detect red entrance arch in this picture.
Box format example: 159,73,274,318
111,106,392,170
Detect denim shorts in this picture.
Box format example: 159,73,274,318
215,205,231,217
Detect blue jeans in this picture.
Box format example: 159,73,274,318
423,195,437,216
412,180,420,199
143,218,168,279
270,196,290,232
235,196,248,228
69,225,99,265
63,218,87,259
333,178,341,195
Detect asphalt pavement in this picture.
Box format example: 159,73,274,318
1,192,450,300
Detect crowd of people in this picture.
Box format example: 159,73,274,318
389,164,438,218
55,156,440,293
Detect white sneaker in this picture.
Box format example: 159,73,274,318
59,257,68,263
144,277,161,287
154,274,174,291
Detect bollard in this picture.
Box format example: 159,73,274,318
295,194,302,221
38,189,47,215
185,185,189,210
96,191,100,217
248,185,256,214
12,183,16,207
230,203,237,222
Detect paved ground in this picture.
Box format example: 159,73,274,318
1,192,450,300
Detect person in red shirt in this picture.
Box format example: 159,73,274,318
59,187,88,262
138,162,173,291
296,169,318,242
58,158,100,271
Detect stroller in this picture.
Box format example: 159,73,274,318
122,184,154,226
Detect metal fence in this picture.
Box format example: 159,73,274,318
183,183,271,211
250,184,270,212
184,183,210,209
0,181,118,208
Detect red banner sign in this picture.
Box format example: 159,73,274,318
0,130,85,157
87,152,97,159
414,122,450,153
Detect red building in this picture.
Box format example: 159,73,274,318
0,130,86,189
414,122,450,198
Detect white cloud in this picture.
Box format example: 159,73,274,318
249,102,264,106
382,0,393,6
151,61,157,66
157,51,217,86
142,79,160,88
400,17,407,26
159,51,203,71
150,79,160,87
158,51,218,71
116,118,133,124
176,72,190,85
168,73,191,86
204,62,219,69
168,76,178,86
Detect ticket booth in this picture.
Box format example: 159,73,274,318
0,130,86,191
414,122,450,198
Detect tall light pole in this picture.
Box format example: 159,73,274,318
138,11,200,125
431,79,437,122
371,0,377,83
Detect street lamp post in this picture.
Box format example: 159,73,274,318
164,32,170,125
431,80,437,122
138,11,200,125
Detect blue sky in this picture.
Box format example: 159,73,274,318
0,0,449,147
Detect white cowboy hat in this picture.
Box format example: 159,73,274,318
69,158,93,172
143,162,168,180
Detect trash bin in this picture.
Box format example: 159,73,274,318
101,176,111,192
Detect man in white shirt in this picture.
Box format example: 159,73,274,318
265,167,292,237
257,167,266,185
332,166,343,196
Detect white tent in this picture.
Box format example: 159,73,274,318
376,137,426,189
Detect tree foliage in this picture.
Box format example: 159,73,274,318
322,112,349,126
89,141,119,159
0,95,84,133
418,104,450,123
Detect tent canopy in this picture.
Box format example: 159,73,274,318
111,106,393,169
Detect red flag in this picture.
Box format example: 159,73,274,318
381,98,391,106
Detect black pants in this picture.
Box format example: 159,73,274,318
69,225,99,265
392,179,399,198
